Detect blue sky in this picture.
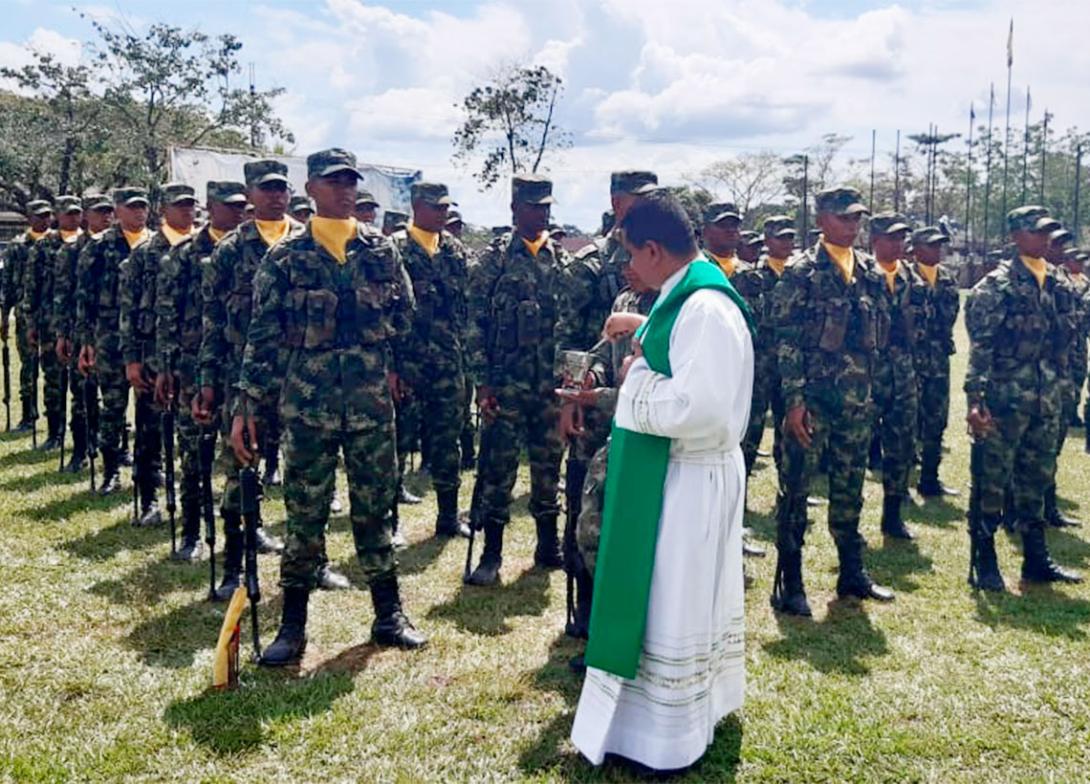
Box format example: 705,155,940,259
2,0,1088,228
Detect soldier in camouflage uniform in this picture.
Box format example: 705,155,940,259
770,187,895,617
868,213,925,539
963,206,1082,591
156,181,247,563
232,148,426,665
194,160,304,596
464,175,571,586
738,230,763,266
289,195,314,223
2,199,53,434
382,210,408,237
911,227,961,498
702,202,745,278
24,197,82,450
76,188,150,495
355,192,379,226
1062,247,1090,436
54,194,112,472
392,182,471,538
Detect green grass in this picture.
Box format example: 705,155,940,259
2,302,1089,783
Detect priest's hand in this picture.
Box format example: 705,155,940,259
784,405,814,449
966,404,995,439
603,312,647,341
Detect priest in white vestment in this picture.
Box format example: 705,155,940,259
570,192,753,773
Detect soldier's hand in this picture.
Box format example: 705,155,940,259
784,405,814,449
476,384,499,424
966,404,994,439
126,361,150,394
603,312,647,342
0,321,7,341
78,344,96,376
192,386,216,425
27,328,37,349
555,387,603,408
387,371,403,403
56,337,71,364
557,400,585,438
154,372,175,408
230,414,258,466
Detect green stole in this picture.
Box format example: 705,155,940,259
584,258,755,679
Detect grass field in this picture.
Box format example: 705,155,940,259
1,303,1089,783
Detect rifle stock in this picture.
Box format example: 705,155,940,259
59,363,68,472
200,426,217,600
84,375,96,491
162,376,177,556
240,463,262,660
563,445,588,638
30,350,38,448
3,341,10,432
463,419,490,583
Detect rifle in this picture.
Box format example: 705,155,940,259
199,425,217,600
463,417,491,583
84,375,96,491
30,349,38,449
563,444,588,638
1085,410,1090,455
2,340,10,432
239,458,262,660
131,385,142,523
162,366,177,556
58,362,68,472
967,432,984,586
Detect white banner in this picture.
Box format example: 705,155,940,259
168,146,420,219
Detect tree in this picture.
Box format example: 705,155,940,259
687,151,786,219
664,185,714,232
452,64,571,190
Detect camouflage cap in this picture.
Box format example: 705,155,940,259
207,181,247,205
740,230,764,247
410,182,455,206
815,186,868,216
762,214,796,238
1035,216,1062,233
26,199,53,216
354,191,379,208
244,159,290,187
82,193,112,211
869,212,911,236
1078,251,1090,263
610,170,659,196
1049,227,1074,245
445,209,464,227
911,226,950,245
512,174,555,205
289,195,314,213
704,201,742,224
491,225,509,236
1006,205,1050,233
55,195,82,214
382,210,409,232
113,187,149,207
549,223,567,238
1063,247,1083,260
160,182,196,205
307,148,363,180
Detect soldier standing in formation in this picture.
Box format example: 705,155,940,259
156,181,248,562
233,148,425,664
289,195,314,223
464,175,570,586
702,202,743,278
354,192,379,226
770,187,895,616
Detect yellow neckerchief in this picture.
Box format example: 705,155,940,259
407,222,440,258
254,218,290,248
60,228,82,244
822,240,855,284
123,227,150,249
916,262,939,288
1019,255,1047,289
91,229,108,240
708,251,736,277
208,227,227,244
310,216,357,264
766,256,787,278
28,229,48,242
160,222,194,247
522,231,548,258
877,258,900,294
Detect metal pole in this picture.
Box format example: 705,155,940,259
894,130,901,212
965,105,975,249
801,154,809,245
1021,86,1030,203
1002,55,1013,215
869,129,877,212
1039,110,1048,204
982,84,996,254
1073,143,1082,241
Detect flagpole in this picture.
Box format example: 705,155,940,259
893,130,901,212
868,129,876,213
965,103,975,250
982,83,996,255
1021,85,1030,202
1074,143,1082,242
1002,18,1014,216
1039,110,1048,204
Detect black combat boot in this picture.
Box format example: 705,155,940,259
769,548,812,617
316,562,351,591
370,573,427,648
742,528,767,558
917,476,960,498
136,469,162,527
1044,487,1081,529
533,515,563,569
255,524,284,554
836,543,895,602
38,413,61,450
398,484,422,505
967,525,1006,592
64,414,88,473
213,526,244,602
459,427,476,471
880,494,914,540
261,447,281,487
867,432,882,471
172,495,204,562
98,448,122,496
566,569,594,639
435,487,470,538
1021,526,1083,584
259,587,309,666
466,520,504,586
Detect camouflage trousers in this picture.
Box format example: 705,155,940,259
35,331,65,427
95,348,129,459
396,370,464,494
175,386,205,522
575,440,609,575
776,400,871,554
216,390,274,516
15,315,35,420
917,368,951,483
872,352,918,498
971,400,1060,531
743,353,784,476
280,420,397,591
68,348,99,444
133,388,163,497
477,383,564,526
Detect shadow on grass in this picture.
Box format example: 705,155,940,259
1049,528,1090,568
0,446,55,469
163,645,363,755
1,467,89,493
973,584,1090,640
764,601,889,676
868,538,934,593
397,533,455,576
89,549,218,606
905,496,964,529
427,566,550,636
742,509,775,545
59,509,165,560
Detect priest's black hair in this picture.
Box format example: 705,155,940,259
620,192,698,258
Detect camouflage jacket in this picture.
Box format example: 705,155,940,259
238,221,415,430
466,231,571,389
913,263,960,378
556,231,629,352
75,227,137,354
1056,266,1089,379
53,231,95,342
120,230,179,370
2,232,37,319
964,256,1069,411
772,242,888,414
731,256,784,355
876,260,925,357
199,218,305,397
391,228,469,386
22,230,73,337
158,225,217,388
